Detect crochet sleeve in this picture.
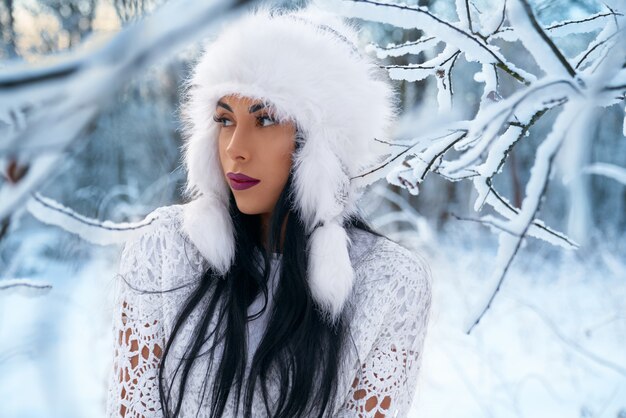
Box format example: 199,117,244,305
106,225,166,418
336,249,433,417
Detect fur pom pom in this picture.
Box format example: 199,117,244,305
307,221,354,325
182,195,235,276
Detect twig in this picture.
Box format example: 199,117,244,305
511,297,626,377
346,0,529,84
516,0,576,77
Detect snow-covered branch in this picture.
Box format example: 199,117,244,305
0,0,270,295
0,0,262,225
0,279,52,296
321,0,626,333
582,162,626,185
26,192,160,245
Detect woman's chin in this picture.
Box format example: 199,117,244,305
234,202,263,216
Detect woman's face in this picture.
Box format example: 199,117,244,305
214,94,296,219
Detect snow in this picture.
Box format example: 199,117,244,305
366,36,441,59
1,0,625,416
582,163,626,186
409,221,626,418
0,0,263,222
546,11,618,38
386,47,459,83
476,0,506,37
508,100,581,235
454,0,470,31
0,278,52,296
475,125,522,178
2,204,624,417
477,63,498,109
26,192,159,245
490,9,618,42
455,101,584,291
574,25,620,73
0,254,116,417
318,0,508,65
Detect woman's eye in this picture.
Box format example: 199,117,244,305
257,115,277,127
212,114,277,128
212,114,233,127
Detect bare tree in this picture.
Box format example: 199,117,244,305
1,0,624,333
325,0,626,333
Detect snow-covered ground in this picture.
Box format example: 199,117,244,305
412,222,626,418
0,237,117,418
1,217,624,418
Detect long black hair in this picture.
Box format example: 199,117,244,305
158,134,388,418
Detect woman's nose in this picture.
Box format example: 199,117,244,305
225,123,251,161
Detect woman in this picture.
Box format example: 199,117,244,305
106,3,432,418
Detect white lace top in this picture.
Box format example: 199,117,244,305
106,204,432,418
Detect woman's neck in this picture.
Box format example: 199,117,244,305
260,212,289,254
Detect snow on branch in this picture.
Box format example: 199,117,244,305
326,0,535,84
0,0,263,225
0,192,161,296
0,279,52,297
366,36,441,58
26,192,160,245
507,0,576,78
490,9,623,40
320,0,626,333
582,163,626,186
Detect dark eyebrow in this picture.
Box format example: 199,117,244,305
248,103,266,113
216,100,233,112
216,100,267,114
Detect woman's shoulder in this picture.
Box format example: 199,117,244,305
343,231,433,348
118,204,207,286
120,203,202,266
148,203,186,228
348,228,430,275
122,204,185,248
347,228,432,294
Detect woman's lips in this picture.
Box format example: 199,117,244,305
227,172,261,190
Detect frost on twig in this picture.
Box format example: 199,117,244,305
582,163,626,186
0,279,52,297
324,0,626,333
26,192,160,245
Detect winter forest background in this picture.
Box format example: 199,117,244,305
1,0,625,416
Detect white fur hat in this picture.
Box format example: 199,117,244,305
179,2,399,325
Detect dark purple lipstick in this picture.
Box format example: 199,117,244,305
227,172,261,190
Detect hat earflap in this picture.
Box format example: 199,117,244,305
182,194,235,276
181,111,235,276
308,220,354,326
292,129,354,325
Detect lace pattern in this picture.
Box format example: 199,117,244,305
334,242,432,417
107,212,167,417
106,204,432,417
